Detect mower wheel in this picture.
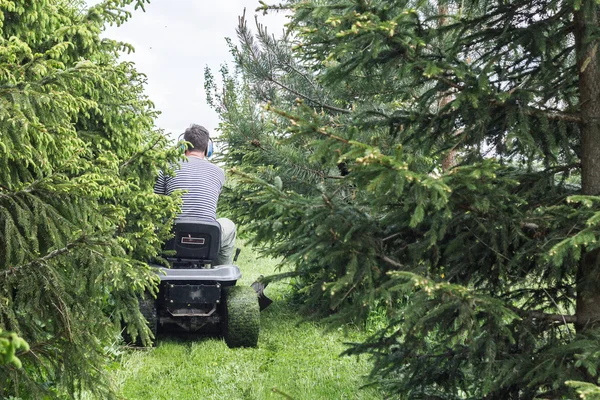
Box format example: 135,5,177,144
223,286,260,348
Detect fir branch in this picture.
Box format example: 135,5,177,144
332,268,366,308
380,255,405,269
465,225,511,261
0,63,98,93
247,136,330,180
543,163,582,174
2,235,92,277
0,186,35,200
520,308,577,324
256,1,294,13
382,232,402,242
51,298,73,342
520,222,540,230
267,75,350,114
520,107,583,124
543,287,574,339
407,348,465,360
119,134,164,170
265,104,350,143
238,12,349,115
281,60,319,92
427,69,582,124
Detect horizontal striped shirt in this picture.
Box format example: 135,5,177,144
154,156,225,222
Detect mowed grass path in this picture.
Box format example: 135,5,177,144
112,242,384,400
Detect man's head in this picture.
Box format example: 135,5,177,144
183,124,210,155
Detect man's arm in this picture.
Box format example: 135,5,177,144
154,170,166,195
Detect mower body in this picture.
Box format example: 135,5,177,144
143,218,260,347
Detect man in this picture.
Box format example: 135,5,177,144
154,124,236,265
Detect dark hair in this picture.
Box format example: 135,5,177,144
183,124,209,153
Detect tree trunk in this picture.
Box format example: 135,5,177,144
574,1,600,331
439,0,456,171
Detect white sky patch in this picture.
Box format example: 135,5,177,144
90,0,288,139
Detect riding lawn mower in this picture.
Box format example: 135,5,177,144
125,218,271,348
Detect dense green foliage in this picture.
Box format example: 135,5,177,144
0,0,180,397
207,0,600,397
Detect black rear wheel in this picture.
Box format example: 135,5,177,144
222,286,260,348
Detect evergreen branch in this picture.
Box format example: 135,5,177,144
237,13,349,115
543,163,581,174
247,137,330,180
543,287,574,339
267,75,350,114
332,267,366,308
279,53,321,90
282,60,318,91
0,186,35,200
434,75,465,91
0,176,61,201
408,349,465,360
380,255,406,269
0,149,89,200
465,225,511,261
520,107,583,124
426,69,582,124
266,104,350,143
51,298,73,342
0,63,99,93
520,222,540,231
312,126,350,144
382,232,402,242
119,134,164,170
256,1,294,13
519,308,577,324
2,235,90,277
292,162,326,180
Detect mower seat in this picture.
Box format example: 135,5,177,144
163,218,221,264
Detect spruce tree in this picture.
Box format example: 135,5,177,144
207,0,600,397
0,1,180,398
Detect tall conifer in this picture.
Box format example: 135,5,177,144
0,1,180,397
208,0,600,396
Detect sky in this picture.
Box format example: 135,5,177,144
94,0,288,139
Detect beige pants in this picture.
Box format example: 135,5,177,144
216,218,236,265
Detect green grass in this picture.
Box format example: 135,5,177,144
111,242,384,400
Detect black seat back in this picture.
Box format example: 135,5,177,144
164,218,221,262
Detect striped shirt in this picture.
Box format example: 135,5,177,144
154,156,225,222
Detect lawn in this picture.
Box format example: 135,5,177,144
111,242,384,400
